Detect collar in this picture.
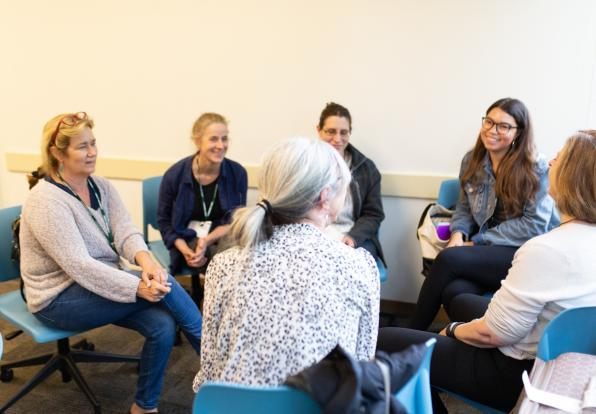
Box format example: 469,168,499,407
345,144,367,171
182,154,229,186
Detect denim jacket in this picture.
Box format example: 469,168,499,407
157,155,247,273
450,151,559,247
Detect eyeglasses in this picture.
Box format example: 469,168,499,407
50,112,88,145
481,117,518,135
323,128,350,138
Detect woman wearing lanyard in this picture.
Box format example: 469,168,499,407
158,113,247,304
20,112,202,414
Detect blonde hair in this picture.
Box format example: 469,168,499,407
551,130,596,223
191,112,227,140
30,113,94,187
229,138,351,248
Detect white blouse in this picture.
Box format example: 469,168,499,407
193,223,380,391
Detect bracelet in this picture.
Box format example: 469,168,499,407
446,322,464,339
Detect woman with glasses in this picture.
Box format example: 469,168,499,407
193,138,379,389
157,113,247,305
378,131,596,412
20,112,202,414
406,98,559,330
316,102,385,265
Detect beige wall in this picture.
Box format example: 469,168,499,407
1,0,595,302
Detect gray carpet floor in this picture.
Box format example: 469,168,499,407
1,279,479,413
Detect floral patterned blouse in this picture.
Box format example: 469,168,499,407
193,223,380,391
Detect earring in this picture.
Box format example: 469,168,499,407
58,162,64,173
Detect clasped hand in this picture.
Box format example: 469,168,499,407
183,238,208,268
137,261,170,302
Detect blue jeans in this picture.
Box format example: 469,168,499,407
34,274,202,410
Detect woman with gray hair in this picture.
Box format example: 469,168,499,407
193,137,380,390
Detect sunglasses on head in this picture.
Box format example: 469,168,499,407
50,112,87,145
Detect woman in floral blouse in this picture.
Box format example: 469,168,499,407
193,138,380,390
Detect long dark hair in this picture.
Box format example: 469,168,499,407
461,98,538,218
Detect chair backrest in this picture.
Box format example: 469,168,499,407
395,338,436,414
193,382,321,414
0,205,22,283
194,338,436,414
142,176,163,243
537,306,596,361
437,179,460,210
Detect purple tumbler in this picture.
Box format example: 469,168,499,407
436,222,451,241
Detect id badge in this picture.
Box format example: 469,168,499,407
188,220,212,238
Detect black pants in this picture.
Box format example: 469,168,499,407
408,245,518,330
377,327,533,412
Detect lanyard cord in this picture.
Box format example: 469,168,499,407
194,155,219,219
57,173,117,255
199,182,218,218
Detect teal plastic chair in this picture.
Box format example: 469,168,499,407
395,338,435,413
437,178,460,209
193,383,321,414
193,338,436,414
142,176,171,269
537,306,596,361
376,257,387,283
0,205,139,413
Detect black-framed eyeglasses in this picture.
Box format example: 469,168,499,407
323,128,350,138
50,112,88,145
481,117,518,135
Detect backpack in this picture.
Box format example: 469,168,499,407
11,215,26,302
416,203,454,277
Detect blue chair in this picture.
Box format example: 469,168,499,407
193,382,321,414
0,205,140,413
437,178,460,210
537,306,596,361
376,257,387,283
142,176,171,269
193,338,436,414
395,338,436,413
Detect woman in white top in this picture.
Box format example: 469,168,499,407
377,130,596,412
193,138,380,391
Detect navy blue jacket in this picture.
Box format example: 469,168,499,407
157,155,247,273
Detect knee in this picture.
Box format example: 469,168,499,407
146,313,176,348
430,247,465,277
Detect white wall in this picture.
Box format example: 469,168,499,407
1,0,595,302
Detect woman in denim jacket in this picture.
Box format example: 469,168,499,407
407,98,559,330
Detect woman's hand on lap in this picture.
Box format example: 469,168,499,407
446,232,465,248
341,235,356,248
136,279,171,302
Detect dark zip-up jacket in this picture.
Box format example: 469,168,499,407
347,144,386,265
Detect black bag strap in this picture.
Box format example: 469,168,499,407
416,203,435,240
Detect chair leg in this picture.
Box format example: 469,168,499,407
0,355,62,413
63,355,101,414
72,350,140,364
0,352,54,370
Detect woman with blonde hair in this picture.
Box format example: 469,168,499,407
378,131,596,412
193,138,380,390
158,112,247,304
21,112,202,414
